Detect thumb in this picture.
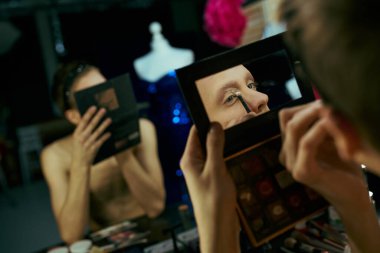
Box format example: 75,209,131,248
206,122,225,163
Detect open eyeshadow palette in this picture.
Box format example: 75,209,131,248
226,135,327,245
176,32,329,246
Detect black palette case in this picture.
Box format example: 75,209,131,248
176,33,328,246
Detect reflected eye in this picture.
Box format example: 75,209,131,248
247,81,258,90
224,94,237,105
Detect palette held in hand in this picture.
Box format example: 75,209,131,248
176,32,329,247
226,135,327,245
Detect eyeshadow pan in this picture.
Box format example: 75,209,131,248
267,201,288,222
255,177,276,200
275,170,295,189
240,154,265,176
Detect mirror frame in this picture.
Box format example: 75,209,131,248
176,32,315,158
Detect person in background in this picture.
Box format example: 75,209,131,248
40,61,165,244
180,0,380,252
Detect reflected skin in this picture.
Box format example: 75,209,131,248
196,65,270,129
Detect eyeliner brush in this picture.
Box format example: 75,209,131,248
234,91,251,113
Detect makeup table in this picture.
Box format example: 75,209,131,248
36,204,349,253
35,203,199,253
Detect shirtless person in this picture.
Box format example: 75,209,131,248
41,61,165,243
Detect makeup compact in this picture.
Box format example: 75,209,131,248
74,73,141,164
176,32,328,247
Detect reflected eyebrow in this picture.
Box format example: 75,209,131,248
216,81,240,105
215,71,255,105
245,69,254,81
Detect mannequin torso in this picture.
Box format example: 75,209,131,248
133,22,194,83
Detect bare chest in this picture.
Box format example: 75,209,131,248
86,158,144,226
89,158,129,201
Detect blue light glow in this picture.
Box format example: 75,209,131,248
55,42,66,54
168,70,176,77
181,117,190,124
173,109,180,116
172,116,180,124
148,83,157,94
176,169,183,177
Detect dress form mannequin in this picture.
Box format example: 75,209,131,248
133,22,194,83
132,23,194,205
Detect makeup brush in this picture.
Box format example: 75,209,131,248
233,91,251,113
284,237,329,253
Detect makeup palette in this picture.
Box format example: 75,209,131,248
227,136,328,245
175,32,328,247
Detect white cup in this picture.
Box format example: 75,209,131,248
47,246,69,253
69,239,92,253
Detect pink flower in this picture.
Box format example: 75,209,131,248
204,0,247,48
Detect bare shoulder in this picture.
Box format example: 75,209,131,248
136,118,157,150
138,118,157,138
40,136,72,173
139,118,156,132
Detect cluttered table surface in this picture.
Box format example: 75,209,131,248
38,203,350,253
38,203,199,253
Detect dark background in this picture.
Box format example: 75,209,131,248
0,0,231,204
0,2,233,250
1,0,380,252
1,0,379,221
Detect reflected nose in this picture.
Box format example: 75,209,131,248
243,89,269,114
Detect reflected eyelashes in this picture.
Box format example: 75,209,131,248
247,81,259,90
223,81,258,110
229,90,251,113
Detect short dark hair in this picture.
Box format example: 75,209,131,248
279,0,380,151
52,60,97,113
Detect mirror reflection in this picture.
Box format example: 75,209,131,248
196,50,301,129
